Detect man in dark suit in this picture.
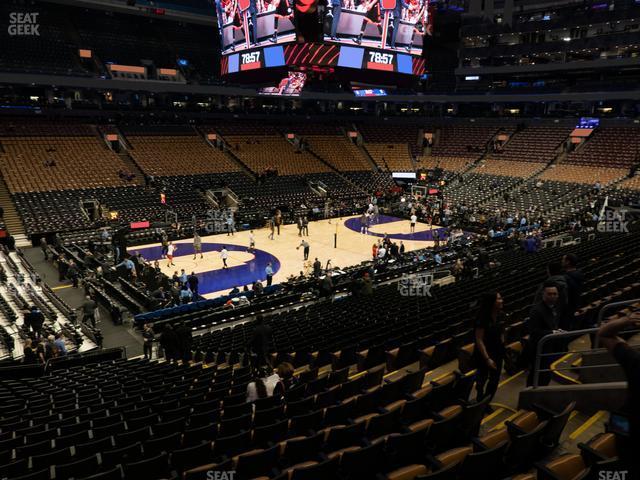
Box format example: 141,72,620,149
176,322,193,362
389,0,409,49
25,306,45,340
329,0,342,40
526,281,561,386
250,315,272,366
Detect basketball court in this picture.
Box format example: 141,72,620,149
128,215,446,299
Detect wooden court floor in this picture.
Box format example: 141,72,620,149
128,215,440,299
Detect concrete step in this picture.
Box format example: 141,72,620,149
13,234,31,247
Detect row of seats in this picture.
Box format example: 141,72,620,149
0,135,140,193
430,125,504,160
304,136,373,171
566,127,640,168
224,136,332,176
416,156,473,174
126,136,240,176
184,231,639,363
538,165,627,185
364,144,415,172
472,159,546,179
489,126,572,163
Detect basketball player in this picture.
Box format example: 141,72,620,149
161,233,169,259
410,213,417,233
167,242,176,267
248,230,256,252
221,246,229,269
352,0,381,45
193,232,203,260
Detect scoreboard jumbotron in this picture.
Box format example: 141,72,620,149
221,42,426,76
214,0,432,83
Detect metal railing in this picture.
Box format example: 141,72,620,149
532,299,640,387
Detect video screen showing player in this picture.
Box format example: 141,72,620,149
322,0,431,54
214,0,297,54
259,71,307,96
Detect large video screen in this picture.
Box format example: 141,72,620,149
322,0,432,56
215,0,297,54
259,72,307,95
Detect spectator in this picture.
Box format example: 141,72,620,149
23,338,38,364
275,362,296,392
246,365,282,402
143,323,155,359
176,322,193,362
179,285,193,304
523,234,538,253
159,324,180,362
313,258,322,278
24,306,44,339
53,332,67,356
40,237,48,260
473,292,505,406
115,257,135,280
249,315,272,367
45,335,58,360
187,272,199,297
265,262,274,287
320,271,334,298
597,312,640,473
80,295,98,328
360,272,373,296
35,339,46,363
526,282,562,386
563,253,584,329
67,260,80,288
534,261,569,328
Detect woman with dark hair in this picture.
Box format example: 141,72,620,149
473,291,505,406
246,365,282,402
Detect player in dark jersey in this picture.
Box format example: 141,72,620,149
352,0,381,45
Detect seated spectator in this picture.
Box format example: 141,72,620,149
53,332,67,356
246,365,283,403
23,338,39,364
275,362,296,392
179,285,193,304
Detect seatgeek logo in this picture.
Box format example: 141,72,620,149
8,12,40,36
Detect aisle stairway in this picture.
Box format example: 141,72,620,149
0,174,29,246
